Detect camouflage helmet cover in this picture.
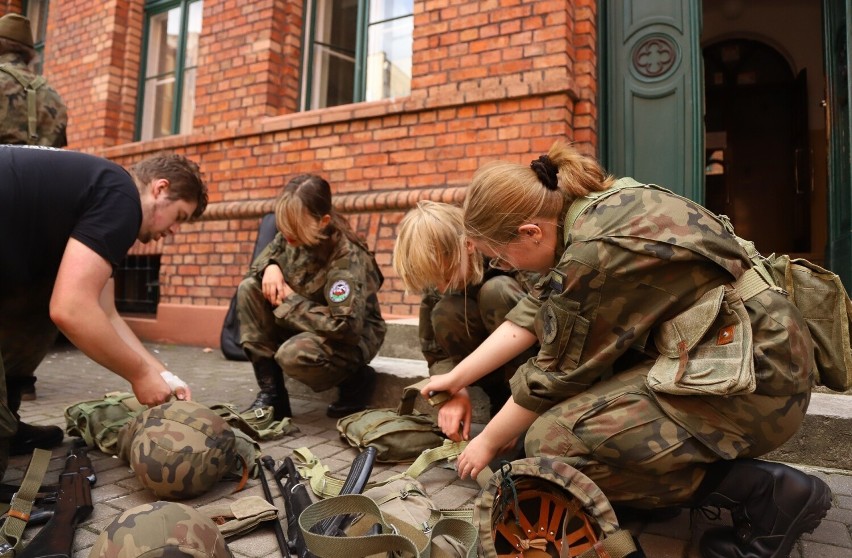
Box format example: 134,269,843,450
118,400,237,500
88,501,232,558
474,457,622,557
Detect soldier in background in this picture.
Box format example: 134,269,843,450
237,174,386,420
0,13,67,147
393,201,537,441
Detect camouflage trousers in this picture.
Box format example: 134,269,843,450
431,275,535,415
525,364,809,508
237,276,367,392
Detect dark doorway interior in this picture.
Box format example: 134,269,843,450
703,39,811,255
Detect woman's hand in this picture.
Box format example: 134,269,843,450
262,264,293,305
456,432,501,481
437,390,473,441
420,372,465,400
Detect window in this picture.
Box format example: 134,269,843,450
24,0,49,73
138,0,203,141
114,256,161,315
302,0,412,110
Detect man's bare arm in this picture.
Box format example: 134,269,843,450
50,238,173,405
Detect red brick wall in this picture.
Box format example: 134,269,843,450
28,0,598,341
2,2,24,16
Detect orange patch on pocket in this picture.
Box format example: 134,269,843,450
717,325,736,346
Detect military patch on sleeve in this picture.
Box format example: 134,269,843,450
329,279,351,303
542,305,558,345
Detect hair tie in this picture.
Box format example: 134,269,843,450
530,155,559,190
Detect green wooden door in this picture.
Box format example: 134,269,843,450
601,0,703,200
825,0,852,285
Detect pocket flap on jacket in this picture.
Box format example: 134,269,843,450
654,285,725,358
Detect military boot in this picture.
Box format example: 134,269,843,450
7,376,63,456
242,359,292,420
695,459,832,558
326,364,376,418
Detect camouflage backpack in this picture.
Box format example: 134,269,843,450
89,501,232,558
474,457,643,558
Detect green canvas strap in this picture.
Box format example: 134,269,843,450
208,403,295,441
576,528,639,558
298,494,478,558
0,448,52,557
0,64,46,143
295,439,486,500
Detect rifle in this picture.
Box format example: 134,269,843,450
270,447,377,558
274,457,315,558
257,457,291,558
17,444,95,558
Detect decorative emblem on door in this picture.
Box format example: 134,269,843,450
632,35,679,80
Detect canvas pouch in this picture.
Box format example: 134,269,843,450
646,285,756,396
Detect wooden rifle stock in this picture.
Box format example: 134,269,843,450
17,445,94,558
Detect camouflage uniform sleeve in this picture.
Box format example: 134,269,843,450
419,290,455,376
271,247,376,343
510,241,727,413
247,233,286,278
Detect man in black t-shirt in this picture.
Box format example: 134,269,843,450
0,146,207,471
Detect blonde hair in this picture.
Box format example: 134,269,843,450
464,142,614,249
393,201,484,293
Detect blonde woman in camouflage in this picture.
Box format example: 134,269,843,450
237,175,386,419
393,201,536,442
421,142,831,558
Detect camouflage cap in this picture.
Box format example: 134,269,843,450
119,400,237,500
474,457,623,557
0,14,34,48
88,501,232,558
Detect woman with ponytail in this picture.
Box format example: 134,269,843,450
421,143,829,558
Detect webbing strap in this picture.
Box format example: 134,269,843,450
732,267,772,302
299,494,478,558
576,528,638,558
0,449,52,557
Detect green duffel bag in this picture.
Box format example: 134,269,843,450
337,380,445,463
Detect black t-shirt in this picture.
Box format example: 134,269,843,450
0,146,143,289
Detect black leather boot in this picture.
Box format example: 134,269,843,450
326,365,376,418
696,459,832,558
242,359,292,420
7,377,63,456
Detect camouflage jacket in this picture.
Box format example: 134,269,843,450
506,178,813,415
420,265,537,375
248,229,386,357
0,53,67,147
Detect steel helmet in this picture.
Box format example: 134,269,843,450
118,400,237,500
474,457,642,557
88,501,231,558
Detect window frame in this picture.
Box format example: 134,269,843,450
23,0,49,73
301,0,412,111
135,0,202,141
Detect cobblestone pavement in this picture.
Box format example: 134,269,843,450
9,343,852,558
